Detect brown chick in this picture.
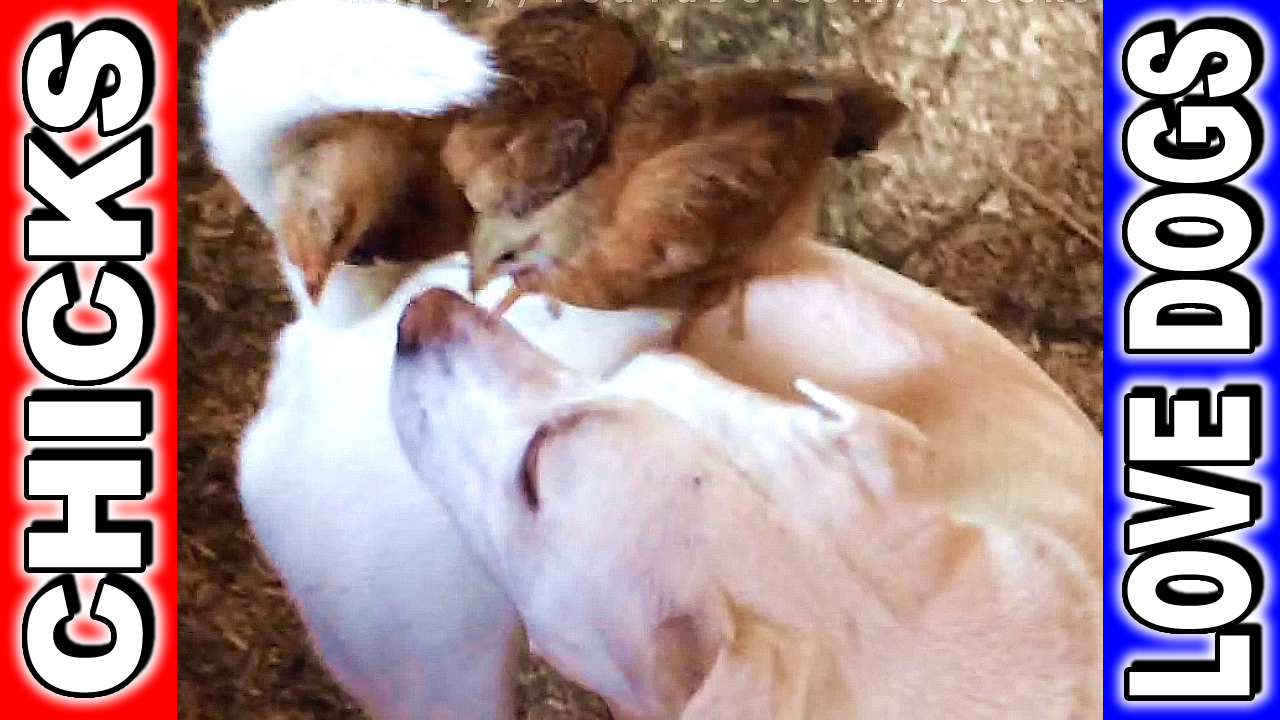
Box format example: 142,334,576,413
272,111,473,301
468,66,907,343
442,1,656,220
272,2,655,303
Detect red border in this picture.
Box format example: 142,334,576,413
0,0,175,715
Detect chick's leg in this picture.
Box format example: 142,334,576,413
489,284,525,323
488,286,563,322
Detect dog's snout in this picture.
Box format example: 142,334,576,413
396,288,478,356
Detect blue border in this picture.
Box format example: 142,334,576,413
1106,2,1278,718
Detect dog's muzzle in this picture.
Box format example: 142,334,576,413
396,287,480,356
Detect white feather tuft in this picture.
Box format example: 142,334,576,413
198,0,495,311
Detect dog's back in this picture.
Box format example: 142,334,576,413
599,353,1099,719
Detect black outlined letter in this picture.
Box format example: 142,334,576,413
25,389,153,441
1125,386,1261,464
1125,465,1261,552
1125,275,1261,353
25,126,153,260
22,574,155,698
1126,625,1262,700
1124,18,1263,99
1123,98,1262,186
1123,541,1263,634
22,262,156,386
24,449,153,573
1123,186,1262,274
21,19,155,136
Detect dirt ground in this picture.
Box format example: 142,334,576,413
176,1,1104,718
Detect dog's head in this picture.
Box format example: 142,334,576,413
389,287,845,716
389,288,576,567
387,284,1097,720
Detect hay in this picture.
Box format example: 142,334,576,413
176,1,1103,718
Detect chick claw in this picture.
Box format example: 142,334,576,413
488,284,525,325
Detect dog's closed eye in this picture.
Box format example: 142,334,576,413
517,407,600,513
518,425,546,512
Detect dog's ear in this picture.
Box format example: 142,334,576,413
679,606,812,720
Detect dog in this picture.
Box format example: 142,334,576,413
236,253,677,719
389,287,1100,720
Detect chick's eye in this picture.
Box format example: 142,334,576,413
495,250,519,266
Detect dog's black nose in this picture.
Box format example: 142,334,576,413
396,287,477,356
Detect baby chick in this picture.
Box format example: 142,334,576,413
272,110,473,302
442,1,657,220
272,2,655,303
468,66,907,342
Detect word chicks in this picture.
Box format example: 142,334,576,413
16,18,158,698
1120,17,1267,702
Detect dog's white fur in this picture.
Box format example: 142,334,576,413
203,3,1101,717
237,240,1102,720
239,256,676,718
200,3,520,717
389,289,1099,720
204,4,680,716
682,241,1103,575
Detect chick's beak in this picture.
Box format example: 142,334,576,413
285,238,335,303
469,263,495,298
304,267,331,303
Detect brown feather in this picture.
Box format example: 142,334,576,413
442,1,658,218
271,111,472,300
471,67,908,340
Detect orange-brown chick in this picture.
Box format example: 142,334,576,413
442,1,656,219
272,2,655,303
470,66,907,342
272,111,473,301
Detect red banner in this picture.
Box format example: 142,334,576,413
0,0,175,715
